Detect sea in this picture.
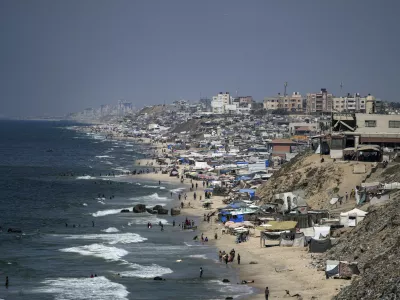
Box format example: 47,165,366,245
0,120,255,300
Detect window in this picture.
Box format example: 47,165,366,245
365,120,377,127
389,120,400,128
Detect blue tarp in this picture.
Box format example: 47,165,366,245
265,160,269,168
239,189,256,198
220,214,244,223
236,175,252,181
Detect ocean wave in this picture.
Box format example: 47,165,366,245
62,232,147,245
121,263,173,278
188,254,208,259
60,244,128,261
143,185,166,190
113,167,131,173
131,215,169,225
170,188,185,194
76,175,95,180
101,227,119,233
92,208,128,217
95,155,114,158
34,276,129,300
82,203,88,206
103,161,113,165
207,280,254,298
130,193,169,202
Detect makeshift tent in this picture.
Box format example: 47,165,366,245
239,189,256,199
340,208,367,227
279,232,306,247
325,260,360,279
325,260,340,278
309,238,332,253
313,226,331,240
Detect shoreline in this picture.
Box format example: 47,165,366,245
132,156,347,300
72,127,347,299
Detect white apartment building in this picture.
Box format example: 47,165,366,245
333,93,368,112
211,92,234,114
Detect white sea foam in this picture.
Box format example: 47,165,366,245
114,167,130,173
76,175,95,180
103,161,113,165
131,193,169,202
62,233,146,245
60,244,129,261
96,155,113,158
188,254,208,259
101,227,120,233
208,280,254,298
170,188,185,194
120,263,173,278
34,276,129,300
82,203,88,206
92,208,129,217
132,216,169,225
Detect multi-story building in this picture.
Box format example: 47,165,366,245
211,92,233,114
238,96,253,105
333,93,367,113
263,92,303,112
306,89,333,114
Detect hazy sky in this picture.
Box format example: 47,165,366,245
0,1,399,116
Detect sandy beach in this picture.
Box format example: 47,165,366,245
132,148,348,300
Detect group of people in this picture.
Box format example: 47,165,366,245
218,249,237,265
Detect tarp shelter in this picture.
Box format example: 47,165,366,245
309,238,332,253
279,232,306,247
313,226,331,240
325,260,360,279
326,260,340,278
340,208,367,227
239,189,256,199
263,221,298,232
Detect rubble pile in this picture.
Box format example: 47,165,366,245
324,197,400,299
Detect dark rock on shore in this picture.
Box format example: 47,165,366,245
153,276,165,281
157,208,168,215
146,208,158,214
152,205,168,215
120,209,130,213
133,204,146,213
222,279,230,283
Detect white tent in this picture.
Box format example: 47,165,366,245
340,208,367,227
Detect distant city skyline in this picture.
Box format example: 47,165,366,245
0,1,399,117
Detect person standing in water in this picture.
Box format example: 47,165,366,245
199,267,203,278
5,276,9,288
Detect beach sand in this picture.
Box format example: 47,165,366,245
131,155,348,300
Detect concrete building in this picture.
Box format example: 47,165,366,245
306,89,333,114
332,113,400,147
333,93,367,113
211,92,234,114
239,96,253,105
263,92,303,112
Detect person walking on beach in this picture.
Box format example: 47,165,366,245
237,254,240,265
199,267,203,278
195,183,198,190
345,191,348,202
265,287,269,300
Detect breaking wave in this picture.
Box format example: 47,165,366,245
33,276,129,300
120,263,173,278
